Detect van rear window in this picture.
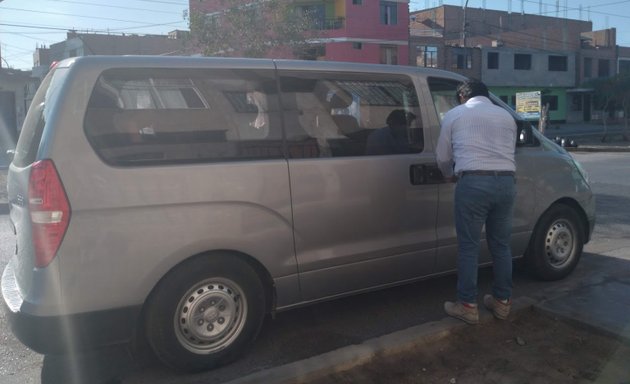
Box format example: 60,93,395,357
13,68,68,167
84,68,283,166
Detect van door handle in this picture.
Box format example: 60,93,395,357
410,164,444,185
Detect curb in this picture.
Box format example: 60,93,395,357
566,146,630,153
533,305,630,344
223,297,537,384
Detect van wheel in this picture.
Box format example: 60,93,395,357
144,254,265,372
526,204,584,281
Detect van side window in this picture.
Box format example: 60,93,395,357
279,71,424,158
427,77,460,123
84,68,282,166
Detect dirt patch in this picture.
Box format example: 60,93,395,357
306,309,630,384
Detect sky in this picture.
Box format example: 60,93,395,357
1,0,630,71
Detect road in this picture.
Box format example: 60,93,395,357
1,152,629,384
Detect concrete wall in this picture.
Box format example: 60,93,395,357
481,47,576,88
0,69,37,165
490,86,568,122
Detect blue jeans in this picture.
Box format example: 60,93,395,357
454,174,516,304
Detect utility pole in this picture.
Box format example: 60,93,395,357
462,0,469,48
0,0,4,68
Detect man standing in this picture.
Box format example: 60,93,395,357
436,79,517,324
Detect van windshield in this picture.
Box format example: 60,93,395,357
12,67,68,167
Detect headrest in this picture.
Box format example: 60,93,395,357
328,93,352,109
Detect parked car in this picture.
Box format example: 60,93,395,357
2,56,595,372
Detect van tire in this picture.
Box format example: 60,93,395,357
144,254,266,373
526,204,584,281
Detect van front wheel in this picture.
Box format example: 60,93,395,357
526,204,584,281
145,254,265,372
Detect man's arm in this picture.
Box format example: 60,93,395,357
436,118,454,178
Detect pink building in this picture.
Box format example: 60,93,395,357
190,0,410,65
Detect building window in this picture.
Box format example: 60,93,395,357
353,42,363,50
510,96,516,107
620,59,630,74
296,4,325,29
584,58,592,78
352,0,362,4
571,94,583,111
514,54,531,70
598,59,610,77
380,1,398,25
416,45,438,68
542,95,558,111
548,55,568,71
487,52,499,69
452,50,472,69
380,45,398,65
298,45,326,61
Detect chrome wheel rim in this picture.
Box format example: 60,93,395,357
544,219,576,268
174,278,247,354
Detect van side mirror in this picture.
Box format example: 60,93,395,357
6,149,15,161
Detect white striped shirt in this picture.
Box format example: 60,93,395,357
436,96,517,178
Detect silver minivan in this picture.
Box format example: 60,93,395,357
2,56,595,372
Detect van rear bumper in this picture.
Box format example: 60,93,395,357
2,263,141,355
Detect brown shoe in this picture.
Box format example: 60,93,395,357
483,294,511,320
444,301,479,324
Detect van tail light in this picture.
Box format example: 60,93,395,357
28,160,71,268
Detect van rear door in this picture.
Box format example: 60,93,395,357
7,66,69,297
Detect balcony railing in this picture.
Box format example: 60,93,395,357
311,17,345,30
410,29,444,37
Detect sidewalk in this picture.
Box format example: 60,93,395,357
225,255,630,384
0,169,6,214
544,122,630,152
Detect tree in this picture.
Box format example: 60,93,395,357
187,0,321,59
586,76,617,142
612,73,630,141
588,74,630,142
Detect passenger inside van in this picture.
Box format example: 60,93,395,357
365,109,416,155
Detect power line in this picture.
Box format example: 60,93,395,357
0,5,182,25
132,0,188,5
0,1,188,70
426,0,630,20
0,21,185,34
522,0,630,20
1,40,37,50
0,23,76,32
43,0,185,15
108,21,187,32
426,15,593,52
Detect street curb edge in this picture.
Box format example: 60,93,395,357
222,297,537,384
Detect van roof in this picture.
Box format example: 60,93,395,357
56,55,466,80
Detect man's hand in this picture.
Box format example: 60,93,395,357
446,175,458,183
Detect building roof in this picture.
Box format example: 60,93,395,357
0,68,33,82
53,32,188,56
